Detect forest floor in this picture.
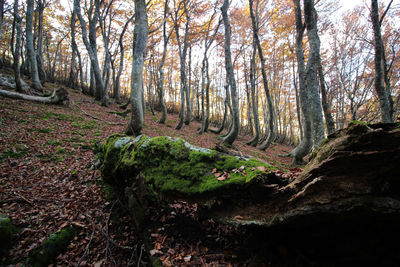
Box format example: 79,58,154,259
0,81,298,266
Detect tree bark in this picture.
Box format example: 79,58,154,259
249,0,275,151
173,0,190,129
36,0,46,84
246,40,260,147
157,0,170,124
68,10,78,89
304,0,325,148
126,0,149,136
115,14,134,104
370,0,393,123
26,0,43,92
286,0,313,165
0,88,68,104
74,0,105,103
221,0,239,146
317,55,335,135
12,0,24,93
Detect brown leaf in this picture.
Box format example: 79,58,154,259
212,168,217,173
232,215,243,221
214,172,221,178
217,176,226,181
256,166,267,172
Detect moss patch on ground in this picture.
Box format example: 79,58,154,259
28,227,76,267
0,215,16,256
100,135,276,196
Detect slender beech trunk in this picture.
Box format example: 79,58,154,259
317,55,335,134
370,0,393,123
304,0,325,148
13,0,24,93
126,0,149,136
115,14,134,104
249,0,275,150
36,0,46,84
68,11,77,89
221,0,239,146
26,0,43,92
246,41,260,146
287,0,313,165
158,0,169,124
74,0,105,102
174,0,190,129
0,0,4,50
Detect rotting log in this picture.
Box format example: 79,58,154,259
98,122,400,265
0,87,69,105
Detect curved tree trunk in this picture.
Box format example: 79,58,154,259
115,14,134,105
74,0,105,102
0,88,68,104
249,0,275,151
210,87,228,135
221,0,239,146
126,0,149,136
286,0,313,165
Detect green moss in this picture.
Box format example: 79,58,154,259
0,145,30,160
28,227,76,267
348,120,368,126
0,215,16,256
100,135,275,197
45,140,63,146
309,137,332,161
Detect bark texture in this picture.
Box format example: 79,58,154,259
126,0,149,136
26,0,43,92
0,88,68,104
304,0,325,148
370,0,393,123
221,0,240,146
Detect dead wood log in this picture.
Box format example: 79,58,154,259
0,87,69,105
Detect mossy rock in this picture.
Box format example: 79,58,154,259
99,134,276,197
28,227,76,267
0,215,16,256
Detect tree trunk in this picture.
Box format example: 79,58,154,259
74,0,105,103
370,0,393,123
0,88,68,104
286,0,313,165
26,0,43,92
115,14,134,105
68,11,77,89
317,55,335,135
173,0,190,129
36,0,46,84
221,0,239,146
12,0,25,93
126,0,149,136
246,41,260,146
304,0,325,148
0,0,4,53
249,0,275,151
157,1,169,124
